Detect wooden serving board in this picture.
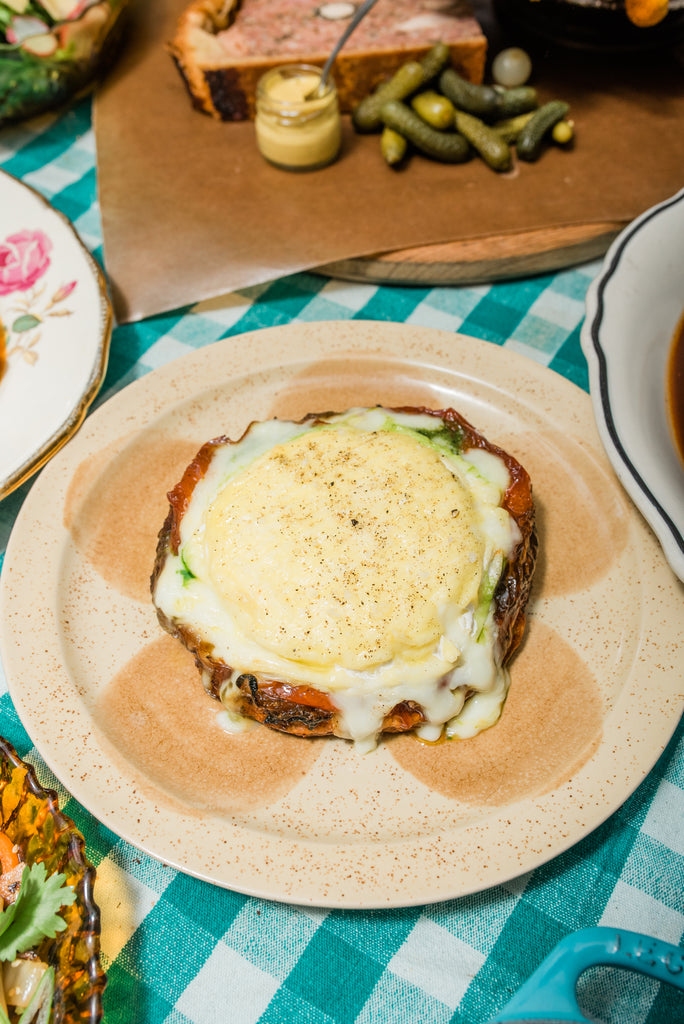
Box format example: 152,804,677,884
316,220,624,285
96,0,684,322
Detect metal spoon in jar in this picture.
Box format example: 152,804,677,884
308,0,383,99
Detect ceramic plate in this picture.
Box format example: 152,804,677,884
581,187,684,583
0,171,112,501
1,322,682,909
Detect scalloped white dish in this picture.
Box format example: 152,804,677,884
0,171,112,501
581,188,684,583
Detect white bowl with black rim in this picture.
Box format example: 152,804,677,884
581,187,684,583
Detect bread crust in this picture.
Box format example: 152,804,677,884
151,407,537,740
168,0,487,120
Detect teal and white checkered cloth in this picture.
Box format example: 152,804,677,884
1,97,682,1024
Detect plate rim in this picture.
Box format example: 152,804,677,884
1,320,683,908
0,170,113,501
580,186,684,582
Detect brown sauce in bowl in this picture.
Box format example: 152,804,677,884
666,312,684,469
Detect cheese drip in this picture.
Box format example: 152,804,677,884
204,427,483,670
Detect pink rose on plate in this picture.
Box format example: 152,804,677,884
0,230,53,296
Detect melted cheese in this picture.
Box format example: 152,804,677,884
153,409,522,751
204,427,482,669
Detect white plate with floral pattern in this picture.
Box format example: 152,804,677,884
0,170,112,500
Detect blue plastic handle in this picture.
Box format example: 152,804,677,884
488,927,684,1022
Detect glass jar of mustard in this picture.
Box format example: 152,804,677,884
255,64,342,171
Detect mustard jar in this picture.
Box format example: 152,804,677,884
255,64,342,172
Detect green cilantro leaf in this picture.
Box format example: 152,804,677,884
0,862,76,961
179,551,196,585
0,887,19,940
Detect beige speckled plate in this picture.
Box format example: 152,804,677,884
1,322,682,908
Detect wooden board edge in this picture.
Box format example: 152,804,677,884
314,222,625,286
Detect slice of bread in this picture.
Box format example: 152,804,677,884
169,0,487,121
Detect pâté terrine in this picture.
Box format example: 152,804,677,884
169,0,487,120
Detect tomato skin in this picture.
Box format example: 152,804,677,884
0,832,19,875
258,681,336,712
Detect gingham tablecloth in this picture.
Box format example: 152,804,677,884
1,99,683,1024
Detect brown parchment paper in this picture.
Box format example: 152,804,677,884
94,0,684,323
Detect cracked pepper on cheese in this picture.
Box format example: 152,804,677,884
151,408,535,752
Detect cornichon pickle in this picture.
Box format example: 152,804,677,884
492,111,535,143
552,119,574,144
352,44,452,133
419,41,452,82
516,100,570,161
352,61,426,132
491,86,538,119
453,109,511,171
439,68,499,118
381,126,408,166
380,100,470,163
411,90,455,130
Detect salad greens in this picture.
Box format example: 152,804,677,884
0,858,76,1024
0,741,105,1024
0,0,126,125
0,862,76,963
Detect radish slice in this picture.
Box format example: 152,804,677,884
21,33,59,57
5,16,50,44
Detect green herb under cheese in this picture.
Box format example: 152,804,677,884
179,551,196,585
